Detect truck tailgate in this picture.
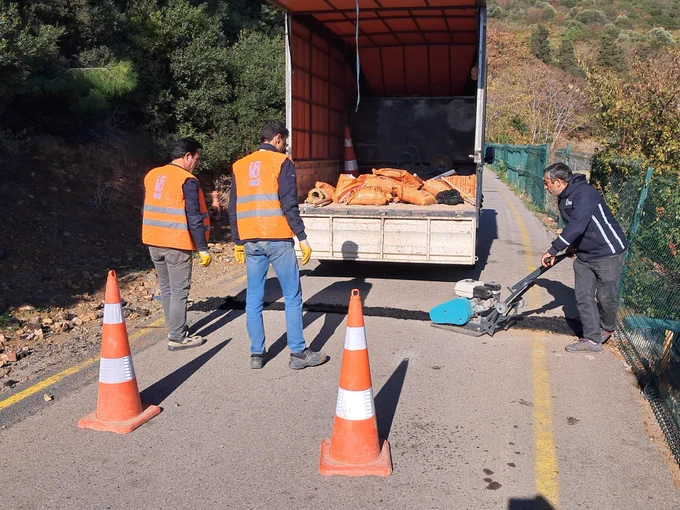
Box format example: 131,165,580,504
296,203,477,265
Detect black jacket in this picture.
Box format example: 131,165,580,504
548,174,627,261
182,178,208,252
228,144,306,245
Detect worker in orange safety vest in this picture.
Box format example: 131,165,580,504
229,120,328,370
142,137,211,351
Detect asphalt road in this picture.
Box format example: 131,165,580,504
1,170,678,510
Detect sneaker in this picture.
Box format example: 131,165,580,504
168,334,207,351
565,339,604,353
250,351,268,369
601,329,614,343
289,348,329,370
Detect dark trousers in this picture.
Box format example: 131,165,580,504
149,246,193,341
573,251,626,343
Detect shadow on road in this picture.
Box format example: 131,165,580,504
375,358,409,440
140,339,230,405
268,278,373,360
528,279,579,317
189,271,289,338
508,495,555,509
520,278,581,336
189,292,246,338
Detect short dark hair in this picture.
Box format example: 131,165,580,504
171,137,202,160
260,120,289,143
544,162,572,182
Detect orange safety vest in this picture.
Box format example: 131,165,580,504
233,150,294,241
142,164,210,250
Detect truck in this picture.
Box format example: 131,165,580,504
267,0,494,265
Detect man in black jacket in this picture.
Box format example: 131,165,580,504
541,163,628,353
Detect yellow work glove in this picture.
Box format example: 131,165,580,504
299,239,312,265
198,251,212,267
234,245,246,264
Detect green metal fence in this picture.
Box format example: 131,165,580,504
554,142,592,174
487,143,550,210
605,166,680,464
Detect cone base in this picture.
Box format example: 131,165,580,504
78,403,161,434
319,437,392,477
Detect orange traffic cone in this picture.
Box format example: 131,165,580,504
319,289,392,476
78,270,161,434
343,125,360,178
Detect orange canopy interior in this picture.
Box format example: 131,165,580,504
271,1,481,49
270,1,483,160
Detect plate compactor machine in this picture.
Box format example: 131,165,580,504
429,255,566,337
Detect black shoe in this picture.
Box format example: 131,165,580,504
289,348,329,370
250,351,267,369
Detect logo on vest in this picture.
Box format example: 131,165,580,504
153,175,167,199
249,161,261,187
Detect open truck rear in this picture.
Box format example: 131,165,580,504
267,1,492,265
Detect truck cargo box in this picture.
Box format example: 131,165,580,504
268,1,490,265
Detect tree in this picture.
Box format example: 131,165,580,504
0,1,63,115
0,0,285,171
585,49,680,319
486,25,588,148
585,48,680,177
226,30,285,158
556,38,582,77
530,25,551,64
597,31,627,73
575,9,608,26
524,64,588,151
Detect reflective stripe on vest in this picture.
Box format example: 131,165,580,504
237,209,285,220
142,164,210,250
232,151,294,241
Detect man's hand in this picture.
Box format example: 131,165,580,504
234,245,246,264
541,252,555,268
198,251,212,267
299,239,312,265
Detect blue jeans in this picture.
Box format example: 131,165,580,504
244,241,306,355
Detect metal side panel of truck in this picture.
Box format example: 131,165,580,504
295,203,477,264
269,1,489,265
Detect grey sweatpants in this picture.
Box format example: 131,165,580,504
149,246,193,342
573,251,626,343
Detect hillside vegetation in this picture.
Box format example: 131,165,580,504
486,0,680,173
0,0,285,174
489,0,680,31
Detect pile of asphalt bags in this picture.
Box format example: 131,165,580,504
306,168,475,207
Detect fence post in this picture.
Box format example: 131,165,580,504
628,167,655,243
619,167,654,285
565,142,572,166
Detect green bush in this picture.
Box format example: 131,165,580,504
614,15,634,30
646,27,676,46
575,9,609,26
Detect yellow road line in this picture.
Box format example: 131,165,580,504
0,317,165,411
507,199,560,508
